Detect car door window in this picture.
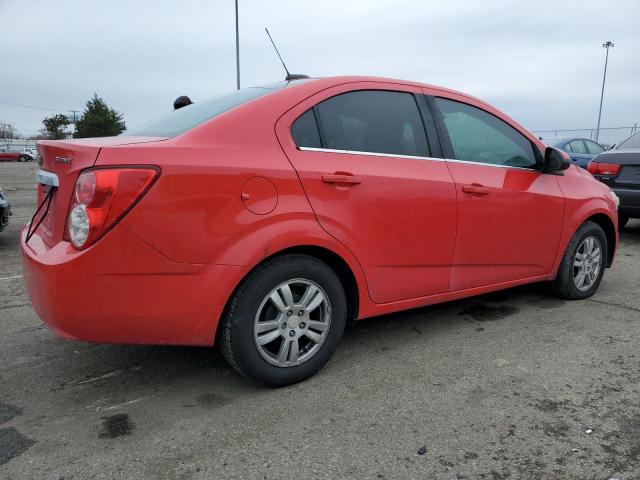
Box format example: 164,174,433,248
434,97,537,168
291,109,322,148
314,90,429,157
569,140,587,154
584,140,604,155
563,142,573,152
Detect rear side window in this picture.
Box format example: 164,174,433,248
585,140,604,155
313,90,429,157
291,109,321,148
618,132,640,150
434,97,537,168
569,140,587,154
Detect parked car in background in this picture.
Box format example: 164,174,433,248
21,148,38,161
22,76,618,386
543,137,605,168
0,148,30,162
589,131,640,229
0,187,11,232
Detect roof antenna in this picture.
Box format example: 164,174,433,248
265,28,309,81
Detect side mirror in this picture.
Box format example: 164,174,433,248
544,147,571,173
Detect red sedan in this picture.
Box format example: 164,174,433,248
21,76,618,386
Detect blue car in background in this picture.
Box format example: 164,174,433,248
542,137,606,168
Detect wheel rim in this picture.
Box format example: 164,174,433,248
253,278,331,367
573,236,602,291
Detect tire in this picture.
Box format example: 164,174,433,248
19,155,28,162
552,221,607,300
219,254,347,387
618,215,629,230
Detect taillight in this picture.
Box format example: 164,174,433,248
587,161,621,176
65,167,159,249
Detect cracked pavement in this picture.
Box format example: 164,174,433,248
1,161,639,479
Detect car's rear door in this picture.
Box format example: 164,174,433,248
276,83,457,304
567,140,593,167
426,93,564,291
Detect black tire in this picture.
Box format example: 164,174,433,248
552,221,607,300
219,254,347,387
618,215,629,230
19,155,28,162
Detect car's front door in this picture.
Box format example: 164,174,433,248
428,95,565,291
276,84,458,304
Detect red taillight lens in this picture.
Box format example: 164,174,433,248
587,161,621,176
65,167,159,249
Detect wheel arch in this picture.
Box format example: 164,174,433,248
214,244,362,345
585,212,616,267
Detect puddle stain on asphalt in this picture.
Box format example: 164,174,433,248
196,393,230,410
0,427,36,465
459,304,520,322
0,403,23,424
99,414,135,439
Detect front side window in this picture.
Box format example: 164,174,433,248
435,97,537,168
313,90,429,157
585,140,604,155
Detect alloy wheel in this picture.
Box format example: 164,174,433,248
573,235,602,291
253,278,332,367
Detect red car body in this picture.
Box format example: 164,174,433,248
0,149,21,162
21,76,618,347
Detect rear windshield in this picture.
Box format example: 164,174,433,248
617,131,640,150
126,83,288,137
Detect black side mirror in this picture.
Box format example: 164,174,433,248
544,147,571,173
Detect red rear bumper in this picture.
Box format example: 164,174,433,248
21,225,241,346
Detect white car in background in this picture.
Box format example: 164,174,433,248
20,148,38,161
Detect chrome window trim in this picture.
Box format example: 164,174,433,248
298,146,539,172
35,169,59,187
298,146,441,162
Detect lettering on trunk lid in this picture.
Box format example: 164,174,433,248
55,156,72,164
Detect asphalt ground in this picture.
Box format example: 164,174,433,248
1,161,639,480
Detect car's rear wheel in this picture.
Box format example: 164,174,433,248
618,215,629,230
552,221,607,300
219,254,347,387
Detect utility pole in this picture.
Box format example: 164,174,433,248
235,0,240,90
596,41,614,143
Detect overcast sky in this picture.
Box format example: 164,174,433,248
1,0,639,141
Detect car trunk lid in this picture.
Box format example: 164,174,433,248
33,136,167,247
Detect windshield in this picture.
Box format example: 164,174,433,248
617,131,640,150
126,82,290,137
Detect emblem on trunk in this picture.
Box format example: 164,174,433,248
55,156,72,164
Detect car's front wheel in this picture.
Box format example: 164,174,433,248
219,254,347,386
552,221,607,300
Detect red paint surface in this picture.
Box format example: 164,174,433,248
21,77,618,346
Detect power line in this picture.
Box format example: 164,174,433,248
0,99,78,113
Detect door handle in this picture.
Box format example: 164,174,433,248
322,174,362,186
462,184,490,195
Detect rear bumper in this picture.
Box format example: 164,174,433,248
20,225,243,346
612,187,640,217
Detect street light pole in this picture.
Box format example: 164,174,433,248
235,0,240,90
596,41,614,143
